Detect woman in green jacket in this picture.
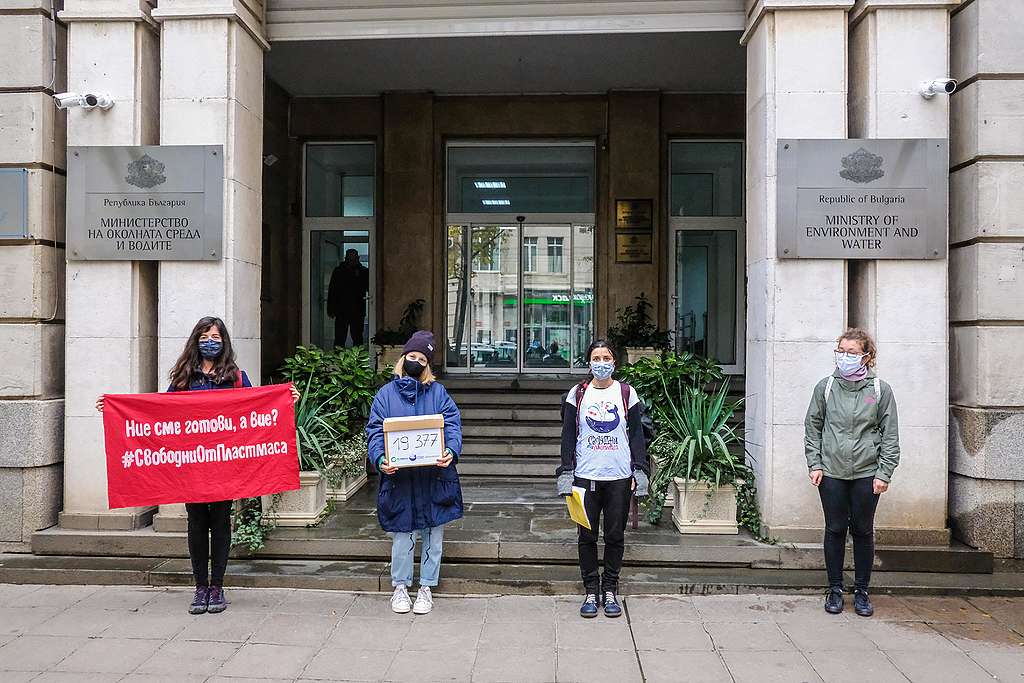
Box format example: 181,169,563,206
804,327,900,618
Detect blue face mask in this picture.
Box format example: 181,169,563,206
590,360,615,380
835,352,865,376
198,339,223,359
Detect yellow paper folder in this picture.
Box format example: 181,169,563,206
566,486,591,530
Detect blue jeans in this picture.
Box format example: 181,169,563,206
390,525,445,588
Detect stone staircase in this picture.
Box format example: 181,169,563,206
444,376,573,479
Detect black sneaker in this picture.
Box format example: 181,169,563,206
853,589,874,617
580,593,599,618
207,585,227,614
188,586,208,615
824,587,844,614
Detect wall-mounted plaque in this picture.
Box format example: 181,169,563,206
615,198,654,231
777,139,947,260
67,145,224,261
616,233,652,263
0,168,28,238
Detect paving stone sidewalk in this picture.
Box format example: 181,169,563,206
0,584,1022,682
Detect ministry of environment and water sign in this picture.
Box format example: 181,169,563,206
67,145,224,261
777,139,948,260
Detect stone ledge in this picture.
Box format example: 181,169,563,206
765,523,951,546
0,398,64,468
950,405,1024,480
58,507,155,531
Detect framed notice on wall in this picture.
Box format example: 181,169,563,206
777,139,948,260
615,199,654,231
67,145,224,261
616,233,652,263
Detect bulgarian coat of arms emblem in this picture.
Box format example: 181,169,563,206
125,154,167,189
839,147,885,184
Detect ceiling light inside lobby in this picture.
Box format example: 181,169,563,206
481,199,511,206
474,180,507,189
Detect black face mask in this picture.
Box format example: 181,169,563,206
403,358,426,378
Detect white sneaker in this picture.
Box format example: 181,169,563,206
391,585,412,614
412,586,433,615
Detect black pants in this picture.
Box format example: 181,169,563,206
186,501,232,587
575,476,632,594
818,476,880,591
334,310,365,347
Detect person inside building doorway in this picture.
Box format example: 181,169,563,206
366,330,464,615
327,247,369,348
557,340,650,618
95,315,299,615
804,327,900,618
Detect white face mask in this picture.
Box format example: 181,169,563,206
835,352,866,376
590,360,615,380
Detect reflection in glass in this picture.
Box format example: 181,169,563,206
523,226,572,369
572,225,595,369
447,145,595,214
669,142,742,218
446,225,470,368
311,230,370,350
470,226,518,368
306,144,375,217
675,230,736,365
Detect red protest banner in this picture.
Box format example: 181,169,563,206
103,383,300,509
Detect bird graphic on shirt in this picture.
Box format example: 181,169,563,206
585,402,621,434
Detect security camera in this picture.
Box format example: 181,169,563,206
54,92,114,110
920,79,957,99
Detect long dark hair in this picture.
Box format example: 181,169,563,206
169,316,239,390
585,339,618,379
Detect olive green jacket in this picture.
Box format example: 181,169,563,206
803,369,900,482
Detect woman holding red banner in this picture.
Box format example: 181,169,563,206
97,315,299,616
366,330,463,616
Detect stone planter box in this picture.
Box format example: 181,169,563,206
376,345,404,372
625,346,661,364
671,478,738,535
327,471,368,502
262,471,327,527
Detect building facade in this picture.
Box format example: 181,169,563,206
1,0,1022,556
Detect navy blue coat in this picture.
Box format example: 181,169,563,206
366,376,464,533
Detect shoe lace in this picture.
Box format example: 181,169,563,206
394,586,409,601
193,586,206,601
418,587,432,601
208,586,222,601
604,592,618,605
584,593,598,605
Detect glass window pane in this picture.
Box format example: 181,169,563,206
306,144,375,217
447,145,595,214
669,142,743,217
470,226,519,368
523,225,572,369
572,224,595,370
674,230,737,365
446,225,470,368
311,231,370,351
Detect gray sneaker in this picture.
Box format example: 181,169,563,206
188,586,208,615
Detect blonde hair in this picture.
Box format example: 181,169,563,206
392,354,437,384
837,327,877,367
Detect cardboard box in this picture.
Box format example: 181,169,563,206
383,414,446,468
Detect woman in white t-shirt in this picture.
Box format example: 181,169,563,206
556,340,650,619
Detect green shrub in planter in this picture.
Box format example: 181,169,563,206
607,293,670,353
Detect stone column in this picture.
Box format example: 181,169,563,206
152,2,266,530
948,0,1024,558
58,0,160,531
847,1,958,544
741,1,852,542
0,0,66,548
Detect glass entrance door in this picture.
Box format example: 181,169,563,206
446,221,593,373
310,230,371,350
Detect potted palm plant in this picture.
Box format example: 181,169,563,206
645,380,749,534
371,298,425,371
261,384,338,526
326,432,369,502
607,293,670,364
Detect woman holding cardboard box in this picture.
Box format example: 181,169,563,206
366,330,463,615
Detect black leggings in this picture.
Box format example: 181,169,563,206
186,501,232,587
575,476,632,594
818,476,880,591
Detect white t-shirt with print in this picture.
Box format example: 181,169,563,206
566,381,639,481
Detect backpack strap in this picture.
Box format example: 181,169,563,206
874,377,881,400
619,381,632,420
573,381,588,438
824,376,835,404
233,370,245,389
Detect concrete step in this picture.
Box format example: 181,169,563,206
462,422,562,438
460,407,562,422
460,441,560,457
2,554,1020,596
458,457,559,477
448,392,565,406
